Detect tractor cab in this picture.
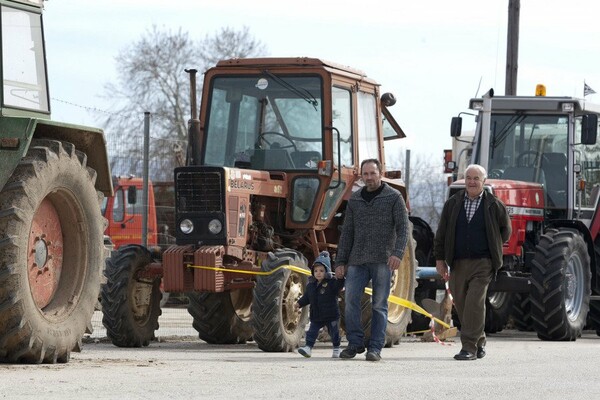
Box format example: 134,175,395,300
176,58,406,247
1,0,49,117
451,90,600,223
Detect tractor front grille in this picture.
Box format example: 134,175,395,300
175,168,224,213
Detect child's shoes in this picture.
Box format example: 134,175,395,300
332,347,342,358
298,346,312,358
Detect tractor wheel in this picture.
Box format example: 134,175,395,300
410,216,435,267
252,249,309,352
484,291,513,333
341,227,417,347
590,290,600,337
101,245,161,347
450,292,513,334
187,290,254,344
588,243,600,336
0,140,103,363
530,228,590,341
511,292,534,331
406,285,437,334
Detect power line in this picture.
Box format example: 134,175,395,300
51,97,174,124
51,97,128,118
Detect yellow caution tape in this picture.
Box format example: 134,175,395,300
188,263,451,329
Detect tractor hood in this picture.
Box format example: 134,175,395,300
450,178,545,219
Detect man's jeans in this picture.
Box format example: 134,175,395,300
344,263,391,352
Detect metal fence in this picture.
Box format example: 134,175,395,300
94,128,194,340
88,305,197,340
103,130,184,248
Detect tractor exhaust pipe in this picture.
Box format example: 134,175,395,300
185,68,202,166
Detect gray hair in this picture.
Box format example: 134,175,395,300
465,164,487,179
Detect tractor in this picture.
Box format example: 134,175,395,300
101,57,433,350
449,87,600,339
0,0,112,363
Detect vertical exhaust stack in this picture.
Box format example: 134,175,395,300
185,68,202,166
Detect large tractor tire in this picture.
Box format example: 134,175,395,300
187,290,254,344
101,245,161,347
589,244,600,336
252,249,309,352
590,290,600,337
0,139,103,363
341,228,417,347
530,228,591,341
448,292,512,335
410,216,435,267
484,291,513,333
511,292,534,331
406,285,437,334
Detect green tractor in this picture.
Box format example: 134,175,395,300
0,0,112,363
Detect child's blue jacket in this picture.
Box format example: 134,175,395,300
297,277,345,322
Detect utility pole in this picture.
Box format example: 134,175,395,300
505,0,520,95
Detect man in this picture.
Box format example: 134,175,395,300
334,158,409,362
434,164,511,360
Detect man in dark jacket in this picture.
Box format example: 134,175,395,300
434,164,511,360
295,251,344,358
334,159,409,362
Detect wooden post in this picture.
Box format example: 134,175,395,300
505,0,520,95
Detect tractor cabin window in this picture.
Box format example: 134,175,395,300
203,75,323,171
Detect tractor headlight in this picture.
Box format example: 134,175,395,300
180,219,194,234
208,219,222,235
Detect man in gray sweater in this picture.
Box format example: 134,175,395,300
334,159,409,362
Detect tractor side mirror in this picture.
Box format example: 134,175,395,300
581,114,598,145
451,117,462,137
127,186,137,204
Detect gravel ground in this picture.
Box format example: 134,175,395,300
1,309,599,399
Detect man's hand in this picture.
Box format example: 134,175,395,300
335,265,346,279
436,260,449,281
294,302,300,312
388,255,401,271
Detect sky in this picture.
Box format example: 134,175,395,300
41,0,600,168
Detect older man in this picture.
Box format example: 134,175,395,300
434,164,511,360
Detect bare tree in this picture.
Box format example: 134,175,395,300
199,26,268,69
102,25,267,179
390,149,448,231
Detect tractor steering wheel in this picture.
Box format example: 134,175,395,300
255,131,298,152
516,150,543,167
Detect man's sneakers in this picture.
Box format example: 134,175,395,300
339,345,366,359
297,346,312,358
340,345,381,361
365,350,381,362
332,347,342,358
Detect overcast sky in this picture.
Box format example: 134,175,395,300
42,0,600,168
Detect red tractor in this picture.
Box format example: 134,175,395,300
102,176,159,249
102,176,175,251
449,88,600,339
100,58,432,350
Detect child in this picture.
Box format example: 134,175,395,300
295,251,345,358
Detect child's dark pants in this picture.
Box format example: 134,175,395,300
304,320,341,348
